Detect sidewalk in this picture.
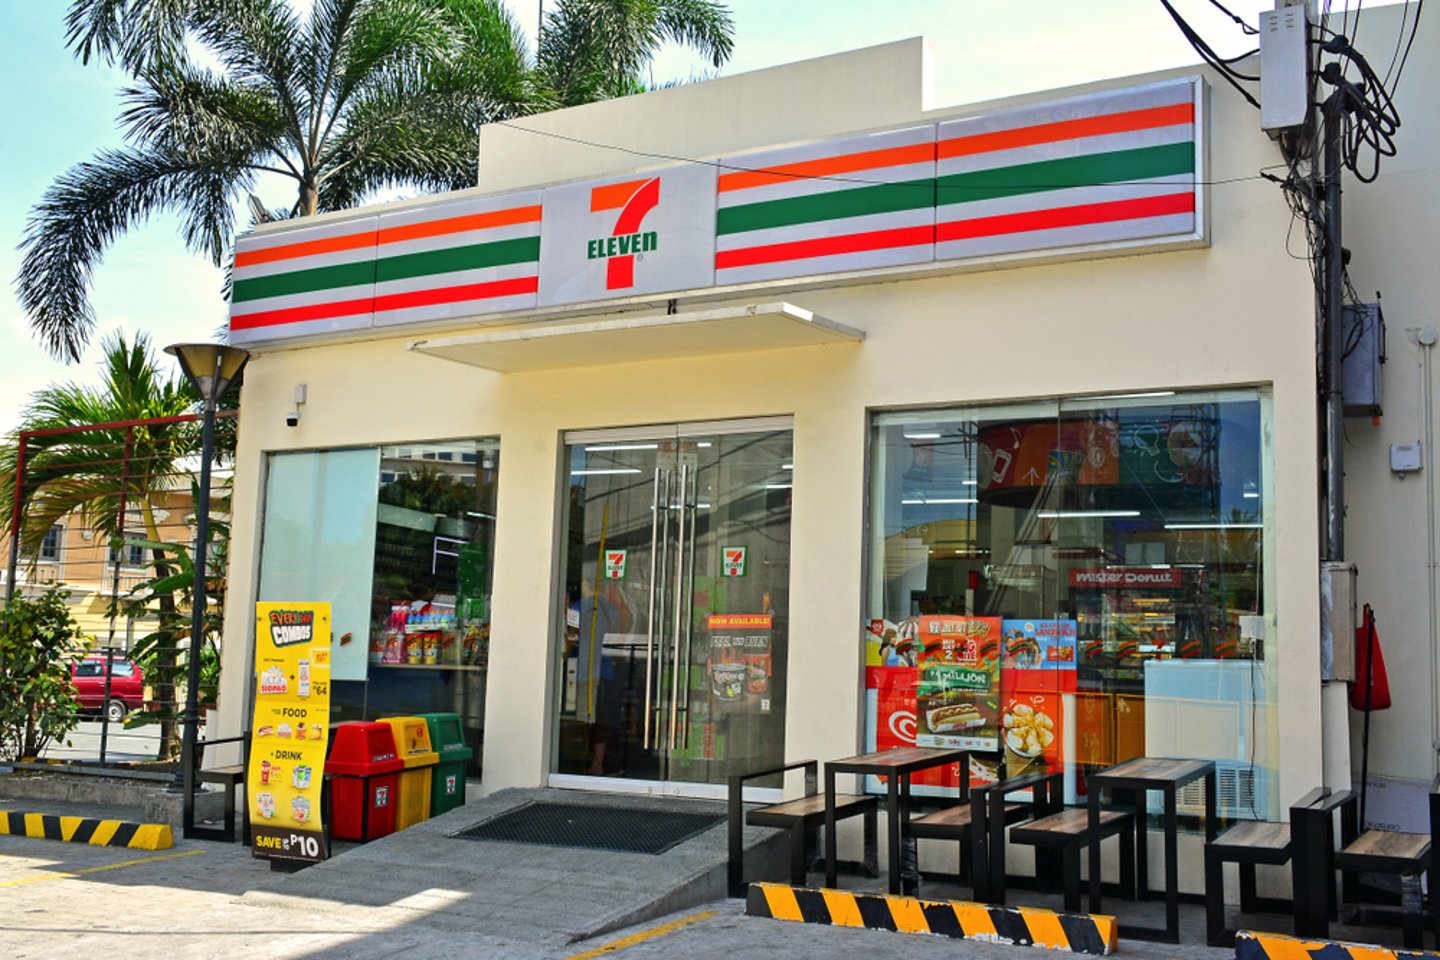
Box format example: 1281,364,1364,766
0,788,1422,960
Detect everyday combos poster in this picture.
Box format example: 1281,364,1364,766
249,601,332,864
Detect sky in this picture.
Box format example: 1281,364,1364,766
0,1,1400,433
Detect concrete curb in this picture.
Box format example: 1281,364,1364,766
0,810,174,850
745,882,1118,954
1236,930,1440,960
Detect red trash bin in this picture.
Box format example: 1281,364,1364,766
325,721,404,842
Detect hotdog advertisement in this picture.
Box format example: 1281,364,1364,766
913,616,1001,751
249,601,332,864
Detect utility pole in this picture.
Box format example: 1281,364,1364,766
1321,87,1346,562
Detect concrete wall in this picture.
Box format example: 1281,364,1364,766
217,39,1324,812
1343,1,1440,787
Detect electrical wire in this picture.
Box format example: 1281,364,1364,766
1207,0,1259,35
492,120,1268,191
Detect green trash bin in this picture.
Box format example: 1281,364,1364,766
417,712,473,816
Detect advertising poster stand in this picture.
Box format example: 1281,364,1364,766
249,601,334,867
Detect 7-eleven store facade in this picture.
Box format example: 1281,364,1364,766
218,39,1331,886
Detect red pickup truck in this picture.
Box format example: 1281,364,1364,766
70,655,146,723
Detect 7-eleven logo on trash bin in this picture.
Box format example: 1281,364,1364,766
374,786,389,808
445,774,458,796
604,550,627,579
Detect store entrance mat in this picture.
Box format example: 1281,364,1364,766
452,801,723,855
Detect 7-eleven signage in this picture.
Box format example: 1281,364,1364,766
537,164,717,307
604,550,628,580
722,546,747,578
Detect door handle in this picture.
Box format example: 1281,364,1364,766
680,467,698,750
642,466,668,748
642,466,662,749
669,462,689,748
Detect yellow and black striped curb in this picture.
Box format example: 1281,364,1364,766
745,882,1117,955
1236,930,1440,960
0,810,173,850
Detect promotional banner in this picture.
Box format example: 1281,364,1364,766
704,614,772,713
914,616,1001,751
249,602,332,864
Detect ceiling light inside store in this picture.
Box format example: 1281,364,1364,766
904,431,942,440
1163,522,1262,530
1037,510,1140,519
902,498,978,505
1243,491,1260,499
1086,391,1177,401
765,483,792,489
585,443,658,452
571,468,643,475
782,463,794,470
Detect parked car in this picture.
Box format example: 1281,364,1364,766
70,655,146,723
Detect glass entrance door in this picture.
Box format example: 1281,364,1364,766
552,421,792,793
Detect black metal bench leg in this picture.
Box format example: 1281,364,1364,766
1120,822,1136,901
222,781,237,844
958,827,971,885
1062,844,1081,914
1402,872,1425,949
1239,861,1258,913
1205,846,1228,947
1431,856,1440,949
862,808,879,878
789,822,808,886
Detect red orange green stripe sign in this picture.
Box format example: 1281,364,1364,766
229,79,1202,344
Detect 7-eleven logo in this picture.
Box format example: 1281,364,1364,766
586,178,661,290
604,550,628,579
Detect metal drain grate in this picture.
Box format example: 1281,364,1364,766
453,801,723,855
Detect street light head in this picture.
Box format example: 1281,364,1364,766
164,343,250,404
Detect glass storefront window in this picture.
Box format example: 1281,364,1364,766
865,389,1277,820
259,439,499,778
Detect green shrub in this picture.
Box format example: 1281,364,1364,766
0,591,84,761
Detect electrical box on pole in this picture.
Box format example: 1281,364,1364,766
1343,302,1385,417
1260,5,1309,132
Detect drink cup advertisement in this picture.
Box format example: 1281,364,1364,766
249,602,332,864
914,616,1001,751
705,614,771,712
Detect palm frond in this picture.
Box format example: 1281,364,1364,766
16,147,251,361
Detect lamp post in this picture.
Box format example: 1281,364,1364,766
164,344,249,835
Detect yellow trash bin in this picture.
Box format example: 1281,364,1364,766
380,716,439,830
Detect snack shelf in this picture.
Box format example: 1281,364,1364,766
372,662,486,673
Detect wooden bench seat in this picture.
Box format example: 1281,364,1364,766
748,792,874,829
1009,807,1135,912
1336,830,1431,873
728,760,877,897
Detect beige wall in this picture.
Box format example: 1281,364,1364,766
1342,2,1440,785
217,43,1325,814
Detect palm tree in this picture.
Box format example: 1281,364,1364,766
539,0,734,106
18,0,735,363
0,331,208,757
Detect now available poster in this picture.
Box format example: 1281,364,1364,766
249,601,333,864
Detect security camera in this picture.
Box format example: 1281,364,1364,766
285,410,300,427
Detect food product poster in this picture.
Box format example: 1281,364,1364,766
1001,619,1078,694
704,614,772,713
249,602,332,863
1000,691,1064,777
869,666,969,792
914,616,1001,751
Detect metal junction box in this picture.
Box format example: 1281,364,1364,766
1343,302,1385,417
